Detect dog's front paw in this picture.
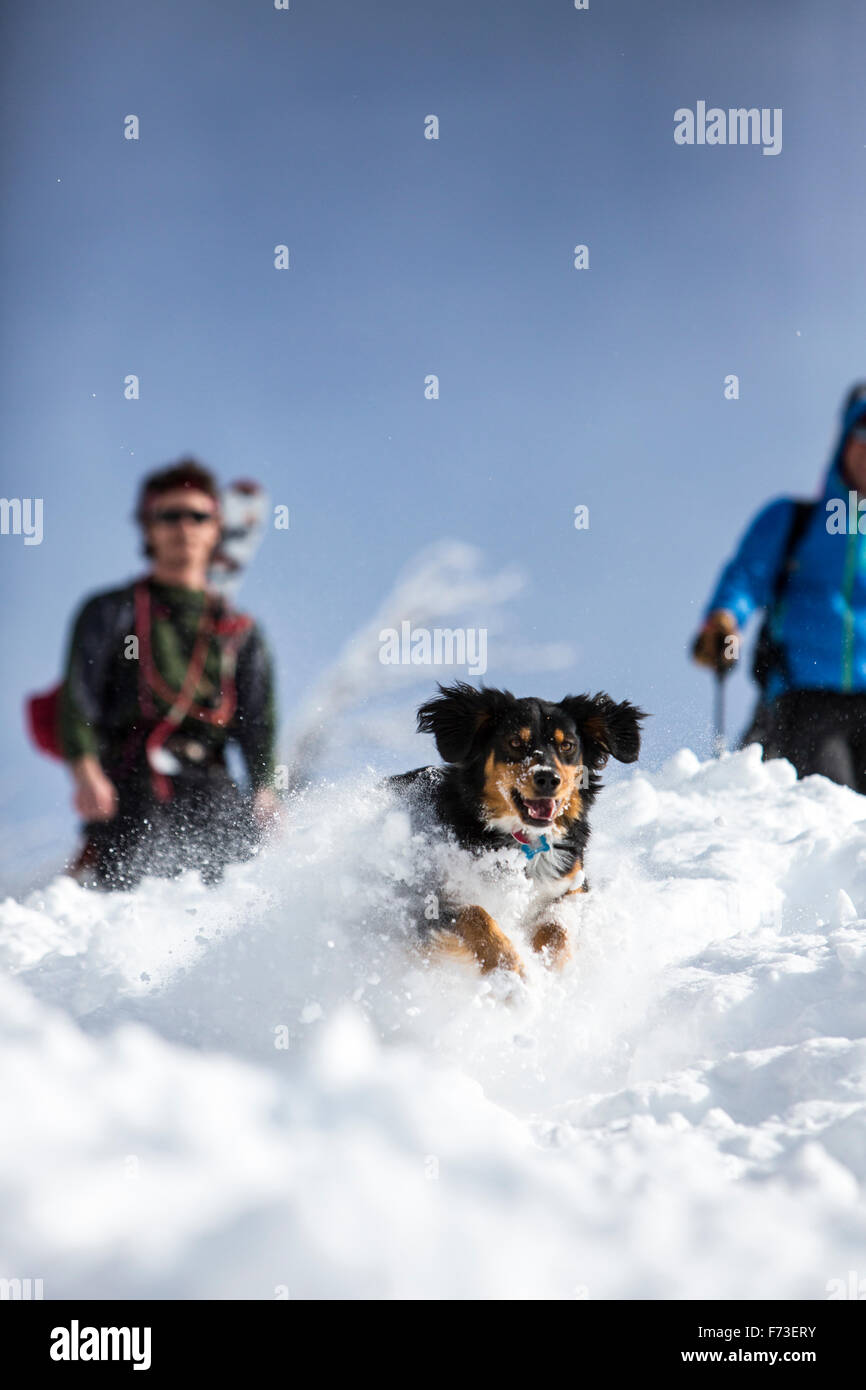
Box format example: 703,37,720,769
530,920,572,969
486,934,526,978
433,905,525,978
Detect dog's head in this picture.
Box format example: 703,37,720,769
417,682,647,838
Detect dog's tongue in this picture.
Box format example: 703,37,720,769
525,797,555,821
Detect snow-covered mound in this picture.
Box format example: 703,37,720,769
2,746,866,1299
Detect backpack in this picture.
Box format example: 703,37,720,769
25,588,137,762
25,684,64,758
751,499,815,692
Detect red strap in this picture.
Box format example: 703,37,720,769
134,580,248,801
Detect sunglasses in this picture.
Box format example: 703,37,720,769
148,508,217,525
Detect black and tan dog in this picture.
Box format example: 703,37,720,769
390,682,646,977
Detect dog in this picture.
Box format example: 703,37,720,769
390,682,646,977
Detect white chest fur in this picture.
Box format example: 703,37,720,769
521,842,584,898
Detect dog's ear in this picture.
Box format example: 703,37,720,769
417,682,508,765
558,692,647,769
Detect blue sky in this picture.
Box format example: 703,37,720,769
1,0,864,866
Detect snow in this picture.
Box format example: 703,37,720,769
2,744,866,1298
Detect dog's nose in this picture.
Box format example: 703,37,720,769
533,768,561,794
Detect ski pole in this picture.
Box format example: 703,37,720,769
713,667,732,756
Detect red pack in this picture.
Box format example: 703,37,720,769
26,683,64,759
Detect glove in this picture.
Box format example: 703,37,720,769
692,610,739,673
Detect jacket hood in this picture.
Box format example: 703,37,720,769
823,388,866,499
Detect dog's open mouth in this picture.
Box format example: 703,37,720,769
513,791,558,825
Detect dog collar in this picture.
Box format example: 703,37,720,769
512,829,551,860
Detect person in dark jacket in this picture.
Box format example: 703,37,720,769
692,384,866,789
61,458,279,888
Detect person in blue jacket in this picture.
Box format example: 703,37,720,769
693,383,866,789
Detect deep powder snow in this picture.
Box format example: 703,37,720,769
2,745,866,1298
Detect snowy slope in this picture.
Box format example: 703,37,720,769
2,745,866,1299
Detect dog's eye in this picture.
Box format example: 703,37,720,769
560,740,576,754
506,736,525,754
